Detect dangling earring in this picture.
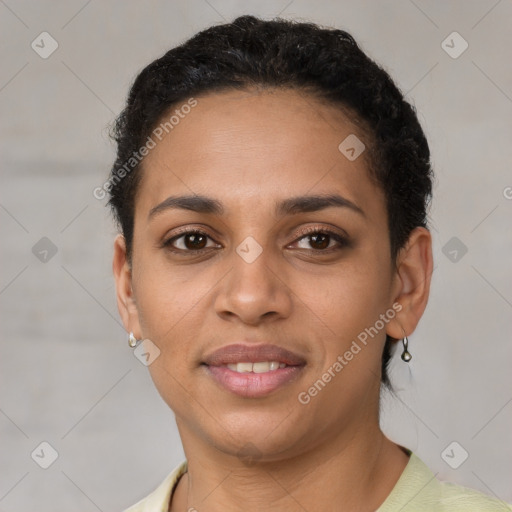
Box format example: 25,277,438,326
128,332,139,348
401,335,412,362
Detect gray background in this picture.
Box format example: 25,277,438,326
1,0,511,510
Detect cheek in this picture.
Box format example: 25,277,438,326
135,265,208,409
133,258,186,341
133,253,229,377
293,259,390,335
136,269,207,342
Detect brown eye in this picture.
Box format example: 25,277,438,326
292,228,349,253
183,233,208,250
164,230,219,253
307,233,330,250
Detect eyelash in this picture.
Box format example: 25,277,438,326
162,225,349,255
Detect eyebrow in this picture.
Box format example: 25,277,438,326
276,194,365,218
148,193,365,220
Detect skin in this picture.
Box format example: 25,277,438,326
113,87,433,512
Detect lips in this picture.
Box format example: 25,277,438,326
202,343,307,398
202,343,307,367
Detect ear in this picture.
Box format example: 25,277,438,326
386,227,433,339
112,234,142,338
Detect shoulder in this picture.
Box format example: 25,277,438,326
437,480,512,511
122,460,188,512
378,451,512,511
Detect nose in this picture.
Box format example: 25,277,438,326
214,244,293,326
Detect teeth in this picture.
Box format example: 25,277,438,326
226,361,287,373
235,362,253,373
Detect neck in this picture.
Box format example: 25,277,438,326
170,419,409,512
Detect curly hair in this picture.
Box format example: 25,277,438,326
107,15,433,388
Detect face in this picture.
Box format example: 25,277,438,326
113,87,429,462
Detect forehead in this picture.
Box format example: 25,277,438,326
136,88,383,217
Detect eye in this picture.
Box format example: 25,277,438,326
162,226,349,255
291,227,349,252
163,229,220,253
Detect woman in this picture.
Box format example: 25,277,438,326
108,15,511,512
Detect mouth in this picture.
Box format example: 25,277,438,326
201,343,306,398
202,343,307,367
223,361,289,373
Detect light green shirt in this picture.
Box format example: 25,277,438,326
123,452,511,511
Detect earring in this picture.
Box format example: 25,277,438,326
401,335,412,362
128,332,139,348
